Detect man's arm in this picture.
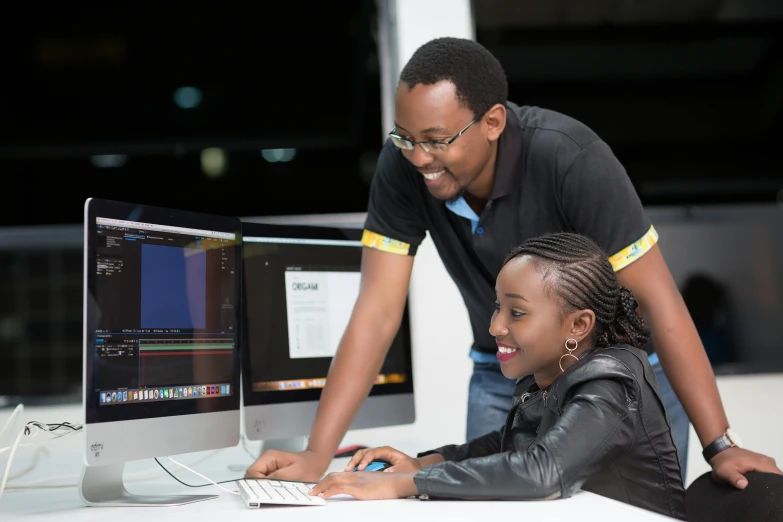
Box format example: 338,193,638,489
617,245,725,444
556,138,780,488
245,246,414,481
617,244,781,487
307,246,414,459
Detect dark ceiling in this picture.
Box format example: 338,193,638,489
474,0,783,202
0,1,780,227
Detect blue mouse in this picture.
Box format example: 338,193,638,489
352,460,392,472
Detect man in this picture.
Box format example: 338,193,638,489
246,37,779,488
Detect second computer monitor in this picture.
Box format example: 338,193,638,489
241,222,414,442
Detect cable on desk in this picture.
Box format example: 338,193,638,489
0,423,83,457
9,445,50,481
27,422,82,434
0,405,85,499
0,424,24,499
0,404,24,443
6,447,227,491
6,451,227,491
158,457,240,495
240,433,260,461
1,408,231,494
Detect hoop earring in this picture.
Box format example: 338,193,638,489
559,338,579,373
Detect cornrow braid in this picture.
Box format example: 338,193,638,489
503,233,651,349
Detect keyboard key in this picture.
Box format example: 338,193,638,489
276,488,298,502
293,489,315,502
238,480,254,496
262,484,284,499
238,478,325,507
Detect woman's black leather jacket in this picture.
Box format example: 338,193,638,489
413,344,686,520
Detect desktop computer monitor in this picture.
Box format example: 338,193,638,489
81,198,242,506
241,222,414,450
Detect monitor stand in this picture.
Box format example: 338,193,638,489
258,435,308,454
228,435,309,474
79,462,217,507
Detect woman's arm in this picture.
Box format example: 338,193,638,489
413,379,635,500
417,429,504,463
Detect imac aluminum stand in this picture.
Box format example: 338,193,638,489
79,463,217,507
258,435,308,454
228,435,309,473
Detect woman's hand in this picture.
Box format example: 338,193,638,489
309,471,418,500
343,446,421,473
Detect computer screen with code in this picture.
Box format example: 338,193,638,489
91,217,237,408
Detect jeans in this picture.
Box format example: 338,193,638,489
466,354,689,480
652,357,690,480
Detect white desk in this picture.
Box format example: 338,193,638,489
0,404,675,521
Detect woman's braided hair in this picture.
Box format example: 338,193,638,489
502,233,651,349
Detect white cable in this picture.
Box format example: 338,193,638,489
9,446,49,480
0,404,24,444
0,403,25,500
0,413,83,490
0,428,25,499
0,426,80,456
166,456,239,496
124,449,222,482
241,434,260,462
5,448,225,490
0,407,224,492
0,427,82,489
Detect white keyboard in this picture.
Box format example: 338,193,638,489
237,478,326,507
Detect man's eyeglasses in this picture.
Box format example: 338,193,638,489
388,118,479,155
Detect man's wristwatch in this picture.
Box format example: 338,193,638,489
702,428,743,462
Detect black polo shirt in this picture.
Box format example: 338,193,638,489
362,102,658,354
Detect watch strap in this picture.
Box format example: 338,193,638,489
702,434,734,462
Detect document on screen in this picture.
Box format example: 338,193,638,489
284,270,361,359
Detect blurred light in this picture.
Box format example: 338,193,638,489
261,148,297,163
89,154,128,168
201,148,228,178
127,206,144,221
173,86,202,109
0,316,23,342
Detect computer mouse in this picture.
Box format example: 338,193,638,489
352,460,392,472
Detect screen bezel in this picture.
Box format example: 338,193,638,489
240,221,415,407
84,198,242,424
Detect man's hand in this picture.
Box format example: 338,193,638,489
710,447,782,489
244,449,330,482
344,446,420,473
309,471,418,500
